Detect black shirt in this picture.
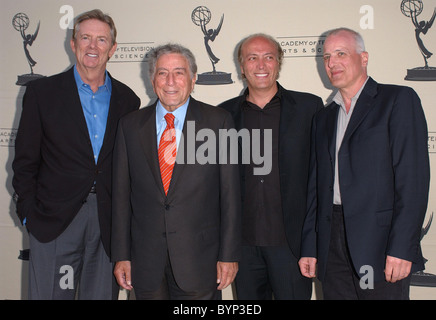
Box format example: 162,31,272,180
241,88,287,246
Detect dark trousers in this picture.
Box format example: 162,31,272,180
235,245,312,300
133,252,221,300
28,193,116,300
323,205,411,300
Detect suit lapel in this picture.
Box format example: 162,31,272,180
98,77,122,164
341,77,377,145
167,97,202,197
139,102,165,195
327,102,339,161
278,91,296,153
61,67,94,153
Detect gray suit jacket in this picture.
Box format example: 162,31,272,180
111,97,241,292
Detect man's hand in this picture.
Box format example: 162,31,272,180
298,257,317,278
114,260,133,290
385,255,412,283
216,261,238,290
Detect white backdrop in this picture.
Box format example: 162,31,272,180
1,0,435,299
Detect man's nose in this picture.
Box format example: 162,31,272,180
89,38,97,48
166,73,175,85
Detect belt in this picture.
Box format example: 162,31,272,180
89,184,97,194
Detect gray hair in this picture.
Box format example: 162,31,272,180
148,43,197,80
325,27,366,53
73,9,117,46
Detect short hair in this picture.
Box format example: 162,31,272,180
72,9,117,45
325,27,366,53
237,33,284,68
148,43,198,80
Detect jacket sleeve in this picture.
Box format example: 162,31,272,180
111,119,132,262
12,83,42,224
300,114,318,258
218,112,242,262
387,87,430,263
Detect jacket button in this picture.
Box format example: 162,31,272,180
165,204,170,210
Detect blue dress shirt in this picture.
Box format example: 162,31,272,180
156,98,189,150
23,67,111,226
74,65,112,164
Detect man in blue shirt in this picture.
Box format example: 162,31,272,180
74,65,111,163
12,9,140,299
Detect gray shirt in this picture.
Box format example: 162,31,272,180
332,77,369,205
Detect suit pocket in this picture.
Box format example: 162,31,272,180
16,197,36,224
376,209,393,227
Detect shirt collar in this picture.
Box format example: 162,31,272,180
156,97,190,123
333,76,369,113
242,81,282,109
243,81,282,98
73,64,112,92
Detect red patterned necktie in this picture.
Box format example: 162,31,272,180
158,113,176,195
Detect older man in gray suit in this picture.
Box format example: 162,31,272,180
111,43,241,300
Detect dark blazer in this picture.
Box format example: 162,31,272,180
301,77,430,282
111,97,241,292
218,83,323,257
12,67,140,256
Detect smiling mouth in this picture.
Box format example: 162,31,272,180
330,70,343,77
86,53,98,58
254,73,269,78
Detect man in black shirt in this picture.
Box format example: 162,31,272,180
219,33,323,299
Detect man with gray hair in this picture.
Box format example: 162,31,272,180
12,9,140,299
111,43,241,300
299,27,430,299
219,33,323,300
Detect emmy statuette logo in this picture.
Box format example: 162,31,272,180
411,212,436,287
12,13,45,86
401,0,436,81
191,6,233,85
